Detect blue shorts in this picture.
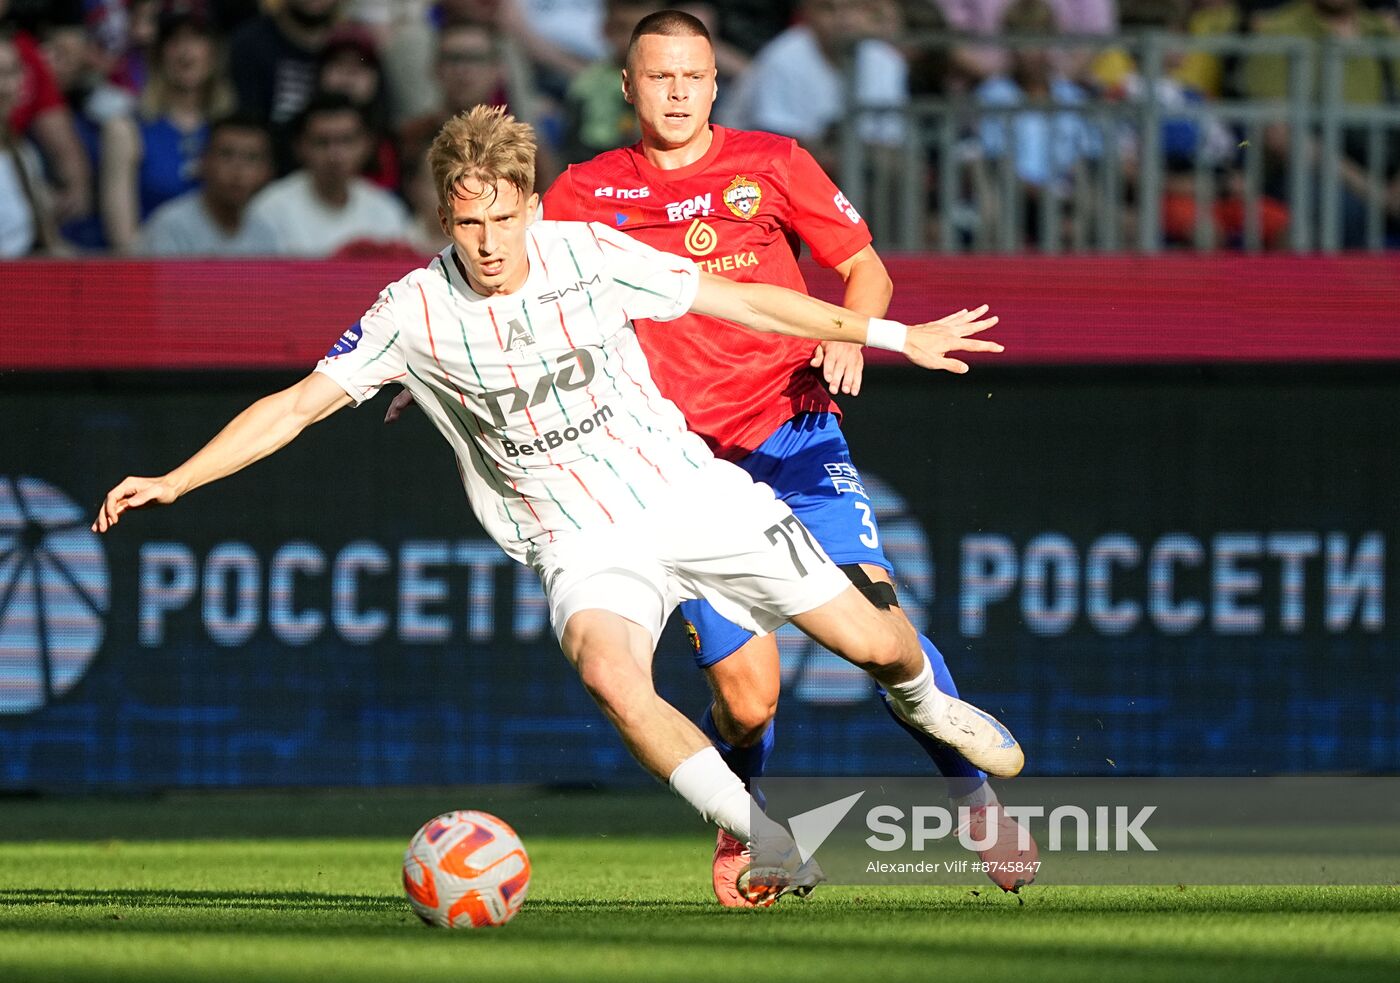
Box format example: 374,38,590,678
681,412,891,668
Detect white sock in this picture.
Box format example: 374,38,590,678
667,747,793,851
883,660,950,731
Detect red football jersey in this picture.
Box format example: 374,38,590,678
542,125,873,460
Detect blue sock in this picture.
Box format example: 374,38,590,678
699,704,773,809
880,635,988,799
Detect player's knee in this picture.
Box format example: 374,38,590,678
574,650,650,720
715,692,777,747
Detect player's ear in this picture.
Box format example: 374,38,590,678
621,68,634,105
437,205,449,236
526,193,540,221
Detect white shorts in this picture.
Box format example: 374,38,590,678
529,458,850,646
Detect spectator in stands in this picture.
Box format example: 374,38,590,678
382,0,497,125
722,0,909,171
675,0,787,63
138,112,277,255
40,15,133,250
562,0,658,163
671,3,755,87
1170,0,1243,99
315,24,399,189
975,0,1102,240
1243,0,1400,246
0,0,91,225
228,0,343,174
338,0,425,44
384,0,600,109
100,9,231,254
1098,1,1290,247
400,21,559,185
895,0,952,97
399,21,508,148
246,93,411,255
383,1,560,166
501,0,607,97
0,30,61,255
934,0,1118,86
399,136,448,254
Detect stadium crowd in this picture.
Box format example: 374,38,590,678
0,0,1397,258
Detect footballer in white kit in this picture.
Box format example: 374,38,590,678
93,106,1020,904
316,220,849,646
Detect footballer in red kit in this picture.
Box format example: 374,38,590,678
545,124,865,460
540,9,1036,907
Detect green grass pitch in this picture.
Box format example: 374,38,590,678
2,788,1398,983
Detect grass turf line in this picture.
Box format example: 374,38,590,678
1,790,1398,983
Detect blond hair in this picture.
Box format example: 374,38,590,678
428,105,536,208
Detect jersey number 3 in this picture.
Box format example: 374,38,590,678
855,501,879,548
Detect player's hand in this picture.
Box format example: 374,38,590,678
904,306,1003,373
811,340,864,395
91,476,182,533
384,387,417,424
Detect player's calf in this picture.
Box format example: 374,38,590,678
704,637,781,749
795,588,922,677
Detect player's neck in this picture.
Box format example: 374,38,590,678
639,125,715,171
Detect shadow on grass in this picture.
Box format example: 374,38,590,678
4,886,1400,923
3,888,1400,983
0,888,716,920
0,888,403,915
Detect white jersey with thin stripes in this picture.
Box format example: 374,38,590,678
315,220,714,562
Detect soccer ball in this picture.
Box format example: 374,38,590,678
402,810,531,928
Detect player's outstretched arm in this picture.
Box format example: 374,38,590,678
689,272,1003,373
92,372,353,533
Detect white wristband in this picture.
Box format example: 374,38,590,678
865,317,908,353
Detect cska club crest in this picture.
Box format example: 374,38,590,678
683,619,702,654
722,176,762,219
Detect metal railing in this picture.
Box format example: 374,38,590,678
840,32,1400,253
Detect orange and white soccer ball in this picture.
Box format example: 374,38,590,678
402,810,531,928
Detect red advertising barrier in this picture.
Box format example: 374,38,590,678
4,255,1399,370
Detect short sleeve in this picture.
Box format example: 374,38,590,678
589,222,700,322
786,144,873,269
314,285,409,405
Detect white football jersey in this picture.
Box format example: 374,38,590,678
316,220,714,561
